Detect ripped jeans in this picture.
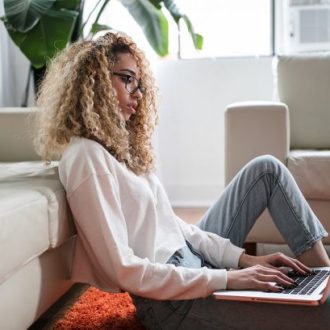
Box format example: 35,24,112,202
132,155,328,330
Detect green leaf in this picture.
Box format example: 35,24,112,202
147,0,162,10
162,0,181,23
193,33,203,50
182,15,203,50
5,8,79,68
4,0,56,33
53,0,82,11
90,22,112,36
162,0,203,50
120,0,168,56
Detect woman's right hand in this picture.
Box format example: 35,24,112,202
226,265,296,292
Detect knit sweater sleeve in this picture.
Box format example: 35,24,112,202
67,173,229,300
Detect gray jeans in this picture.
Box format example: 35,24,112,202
132,155,329,330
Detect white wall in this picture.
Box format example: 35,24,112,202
154,57,274,206
1,35,275,206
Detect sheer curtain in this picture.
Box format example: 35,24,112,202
0,1,31,107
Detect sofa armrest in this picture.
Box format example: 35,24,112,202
0,107,40,162
225,101,290,184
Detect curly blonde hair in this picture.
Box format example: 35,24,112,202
35,32,158,175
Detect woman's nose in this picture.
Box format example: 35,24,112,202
132,88,143,100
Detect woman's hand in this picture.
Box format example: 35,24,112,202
226,252,312,292
227,265,295,292
239,252,311,275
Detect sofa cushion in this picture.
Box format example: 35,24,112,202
0,187,49,284
287,150,330,200
0,162,76,284
276,54,330,149
0,108,41,161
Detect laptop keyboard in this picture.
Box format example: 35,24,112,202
282,270,330,295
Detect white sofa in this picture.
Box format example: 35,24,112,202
0,108,77,329
225,54,330,255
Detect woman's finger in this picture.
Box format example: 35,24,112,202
273,254,311,274
288,257,311,273
264,253,311,275
257,266,297,285
247,265,294,286
255,280,284,292
256,273,295,288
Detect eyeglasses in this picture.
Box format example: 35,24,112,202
112,72,145,94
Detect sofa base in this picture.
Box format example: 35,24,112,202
0,237,75,330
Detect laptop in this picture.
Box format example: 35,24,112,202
213,267,330,306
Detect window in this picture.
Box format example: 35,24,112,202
276,0,330,54
83,0,330,59
176,0,273,58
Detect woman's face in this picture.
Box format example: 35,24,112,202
111,52,143,121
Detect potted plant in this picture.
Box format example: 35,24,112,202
1,0,202,103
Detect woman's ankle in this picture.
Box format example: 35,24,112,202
297,240,330,267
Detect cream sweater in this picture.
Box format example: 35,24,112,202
59,137,244,300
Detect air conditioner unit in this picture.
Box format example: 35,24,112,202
287,4,330,52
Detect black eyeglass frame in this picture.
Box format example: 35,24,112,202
112,72,145,94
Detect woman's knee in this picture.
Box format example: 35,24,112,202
245,154,284,175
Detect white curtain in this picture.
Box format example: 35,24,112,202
0,0,31,107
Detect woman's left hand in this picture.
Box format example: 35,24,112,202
239,252,311,275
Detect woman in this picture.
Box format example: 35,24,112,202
35,32,330,329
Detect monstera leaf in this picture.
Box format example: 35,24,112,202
3,0,56,32
158,0,203,49
1,0,80,68
121,0,168,56
1,0,202,68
